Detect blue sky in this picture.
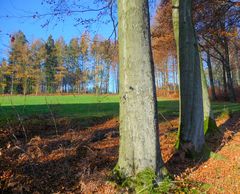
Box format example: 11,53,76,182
0,0,159,93
0,0,115,59
0,0,159,60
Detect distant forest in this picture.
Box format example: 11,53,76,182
0,31,119,95
0,0,239,101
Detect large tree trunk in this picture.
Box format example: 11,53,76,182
207,51,217,101
172,0,205,153
117,0,164,178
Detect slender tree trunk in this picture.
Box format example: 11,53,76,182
222,62,228,99
223,36,236,102
60,79,63,93
95,59,99,94
207,51,217,100
155,68,159,90
112,67,115,94
105,64,110,93
23,78,27,95
165,62,169,91
173,56,178,91
234,43,240,86
117,0,164,178
99,70,103,94
172,58,175,91
172,0,205,153
233,42,240,86
77,82,79,94
35,83,39,95
116,63,119,94
11,74,14,95
158,70,161,90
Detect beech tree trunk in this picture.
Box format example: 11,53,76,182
117,0,164,178
207,51,217,101
172,0,205,153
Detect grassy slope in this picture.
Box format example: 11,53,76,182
0,95,239,126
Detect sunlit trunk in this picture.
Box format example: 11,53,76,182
117,0,164,178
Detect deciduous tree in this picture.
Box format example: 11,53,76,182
117,0,165,178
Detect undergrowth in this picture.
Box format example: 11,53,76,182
111,167,211,193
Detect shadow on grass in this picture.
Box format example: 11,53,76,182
0,100,180,135
1,100,239,125
1,100,239,145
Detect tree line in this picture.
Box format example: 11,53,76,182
0,31,118,95
0,0,239,103
0,0,240,101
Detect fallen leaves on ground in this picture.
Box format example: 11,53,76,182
0,115,239,193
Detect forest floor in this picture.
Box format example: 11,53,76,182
0,112,240,193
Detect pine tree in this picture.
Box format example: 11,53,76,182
44,35,58,93
55,37,67,93
30,39,46,95
0,59,8,93
8,31,30,95
79,32,90,92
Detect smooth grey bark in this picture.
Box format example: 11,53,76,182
117,0,164,178
172,0,205,153
207,51,217,101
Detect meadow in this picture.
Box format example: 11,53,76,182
0,95,239,127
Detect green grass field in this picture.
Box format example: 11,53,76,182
0,95,239,127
